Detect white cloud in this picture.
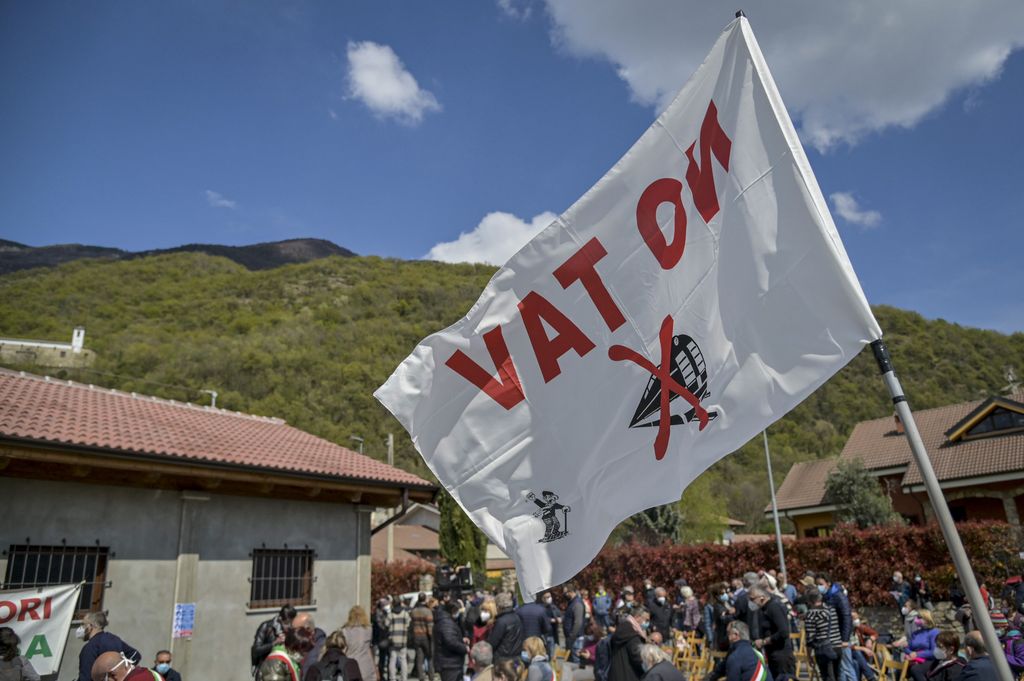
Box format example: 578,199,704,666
205,190,237,209
540,2,1024,150
426,211,558,265
346,40,441,125
830,192,881,228
497,0,532,20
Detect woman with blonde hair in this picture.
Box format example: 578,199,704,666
342,605,377,681
902,609,939,681
305,630,363,681
522,637,553,681
474,600,498,645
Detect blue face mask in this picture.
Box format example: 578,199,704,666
521,652,531,663
719,594,730,603
156,663,171,675
817,585,827,594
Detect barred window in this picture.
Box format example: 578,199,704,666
3,545,109,617
249,548,314,608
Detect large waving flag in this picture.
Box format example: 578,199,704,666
375,15,881,597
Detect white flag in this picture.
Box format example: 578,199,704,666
0,583,81,675
375,16,881,597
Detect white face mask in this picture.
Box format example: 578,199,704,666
480,611,491,623
104,654,134,681
852,619,861,627
933,648,947,661
75,625,87,640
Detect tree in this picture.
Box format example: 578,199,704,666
825,459,903,528
677,473,728,544
437,488,487,574
626,504,682,545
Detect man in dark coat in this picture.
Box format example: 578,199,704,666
732,573,760,641
647,588,672,640
252,605,298,672
434,601,469,681
77,612,141,681
818,574,853,681
960,631,995,681
720,620,773,681
563,584,587,662
748,587,792,680
609,607,648,681
487,592,524,664
409,594,434,681
517,596,553,641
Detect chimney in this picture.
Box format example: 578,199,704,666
71,327,85,353
894,412,904,434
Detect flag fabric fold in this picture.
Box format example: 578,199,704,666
375,16,881,597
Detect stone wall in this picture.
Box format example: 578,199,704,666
859,601,964,639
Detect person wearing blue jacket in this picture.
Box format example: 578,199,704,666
76,612,141,681
517,597,553,642
960,631,995,681
816,575,853,681
715,620,772,681
900,610,939,681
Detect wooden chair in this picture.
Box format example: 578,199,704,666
552,647,570,674
878,657,909,681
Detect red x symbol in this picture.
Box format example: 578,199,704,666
608,315,710,460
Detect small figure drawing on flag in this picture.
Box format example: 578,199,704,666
527,490,571,543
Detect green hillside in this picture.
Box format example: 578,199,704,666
2,252,1022,532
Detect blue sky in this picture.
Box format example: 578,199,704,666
2,2,1023,334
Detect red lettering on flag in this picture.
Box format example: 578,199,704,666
636,178,687,270
553,237,626,332
446,326,526,410
608,315,710,460
519,292,596,383
685,100,732,223
0,601,15,624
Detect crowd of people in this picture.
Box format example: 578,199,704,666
28,568,1022,681
331,569,1024,681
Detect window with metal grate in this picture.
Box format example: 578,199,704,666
3,544,109,618
249,547,315,608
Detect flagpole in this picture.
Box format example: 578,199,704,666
872,340,1014,681
763,429,788,578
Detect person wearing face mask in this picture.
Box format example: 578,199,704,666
541,593,561,655
890,572,912,608
488,593,524,665
815,574,853,681
593,585,613,630
90,651,151,681
260,614,317,681
900,610,939,681
647,588,672,640
717,620,774,681
710,582,736,653
77,612,141,681
637,644,682,681
919,631,965,681
474,601,498,646
677,586,700,634
521,637,553,681
748,587,793,681
434,601,470,681
152,651,180,681
608,607,648,681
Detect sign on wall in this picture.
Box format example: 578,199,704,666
172,602,195,638
0,583,81,676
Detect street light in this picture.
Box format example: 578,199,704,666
349,435,364,454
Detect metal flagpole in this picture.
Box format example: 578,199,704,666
872,340,1014,681
763,429,788,578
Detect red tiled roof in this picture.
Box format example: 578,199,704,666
370,525,440,562
772,459,837,511
0,369,432,488
772,391,1024,512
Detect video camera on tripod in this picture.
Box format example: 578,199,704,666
433,563,473,601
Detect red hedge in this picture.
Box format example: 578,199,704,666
573,522,1022,606
372,559,433,603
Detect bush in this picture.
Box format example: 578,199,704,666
372,559,433,603
573,521,1022,606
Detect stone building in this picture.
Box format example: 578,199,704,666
0,369,435,680
771,392,1024,540
0,327,95,368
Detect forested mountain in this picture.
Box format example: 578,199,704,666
0,237,354,274
2,252,1021,534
